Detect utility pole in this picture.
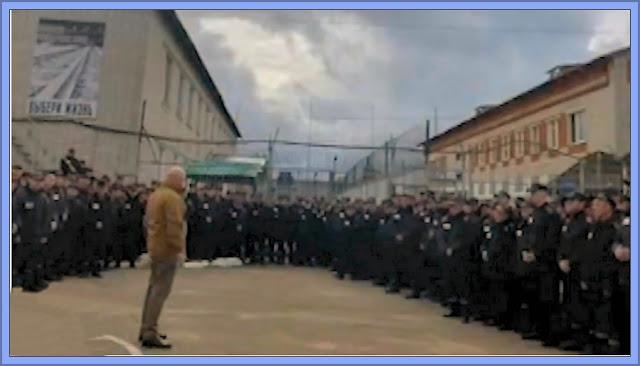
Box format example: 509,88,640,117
371,104,375,147
424,119,431,193
384,141,389,176
134,100,147,183
331,155,337,198
266,127,280,201
307,99,312,181
460,144,467,198
433,107,438,136
579,158,586,193
596,151,602,191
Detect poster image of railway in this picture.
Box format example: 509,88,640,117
28,18,106,118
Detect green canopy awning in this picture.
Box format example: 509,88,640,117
186,157,266,178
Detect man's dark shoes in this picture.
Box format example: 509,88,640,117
138,333,167,342
141,337,171,349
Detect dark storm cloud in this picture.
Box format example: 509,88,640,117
176,10,629,172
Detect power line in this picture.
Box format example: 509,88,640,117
13,118,424,152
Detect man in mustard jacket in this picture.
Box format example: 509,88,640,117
138,166,187,349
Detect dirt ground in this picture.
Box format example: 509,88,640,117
10,266,574,356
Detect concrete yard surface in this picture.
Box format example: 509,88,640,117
10,266,574,356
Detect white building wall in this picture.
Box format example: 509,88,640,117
11,10,239,181
11,10,150,176
137,11,237,182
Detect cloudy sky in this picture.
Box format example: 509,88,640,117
176,10,630,174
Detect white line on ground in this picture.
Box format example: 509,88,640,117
91,335,143,356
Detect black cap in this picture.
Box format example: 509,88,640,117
12,164,23,170
494,191,511,200
572,192,589,202
594,194,616,208
453,197,466,205
529,184,549,193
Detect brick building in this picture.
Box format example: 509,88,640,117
424,47,631,199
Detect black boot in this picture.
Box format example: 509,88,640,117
12,275,23,288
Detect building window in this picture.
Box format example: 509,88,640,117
570,110,586,144
502,134,510,160
548,119,558,149
202,115,208,141
490,139,498,163
204,108,210,139
479,181,485,195
516,130,524,157
176,73,185,119
187,86,194,127
196,97,203,134
531,125,540,154
472,144,479,166
478,143,485,165
211,114,217,140
163,54,173,108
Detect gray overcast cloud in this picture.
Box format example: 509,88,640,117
176,10,630,172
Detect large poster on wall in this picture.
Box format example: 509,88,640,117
28,18,106,118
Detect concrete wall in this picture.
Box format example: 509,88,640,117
11,10,150,175
137,11,237,182
11,10,238,181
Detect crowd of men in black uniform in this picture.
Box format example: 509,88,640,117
12,162,631,355
183,183,631,355
11,165,149,292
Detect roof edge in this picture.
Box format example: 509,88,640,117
422,46,630,148
157,10,242,138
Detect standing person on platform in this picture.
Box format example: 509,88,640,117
139,166,187,349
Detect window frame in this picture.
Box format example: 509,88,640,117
163,53,173,108
548,119,559,150
570,109,587,144
176,72,185,119
490,138,498,163
502,134,511,160
516,130,524,157
187,86,195,128
530,124,540,154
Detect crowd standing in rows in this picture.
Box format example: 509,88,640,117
12,165,149,291
11,162,631,355
183,183,630,355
